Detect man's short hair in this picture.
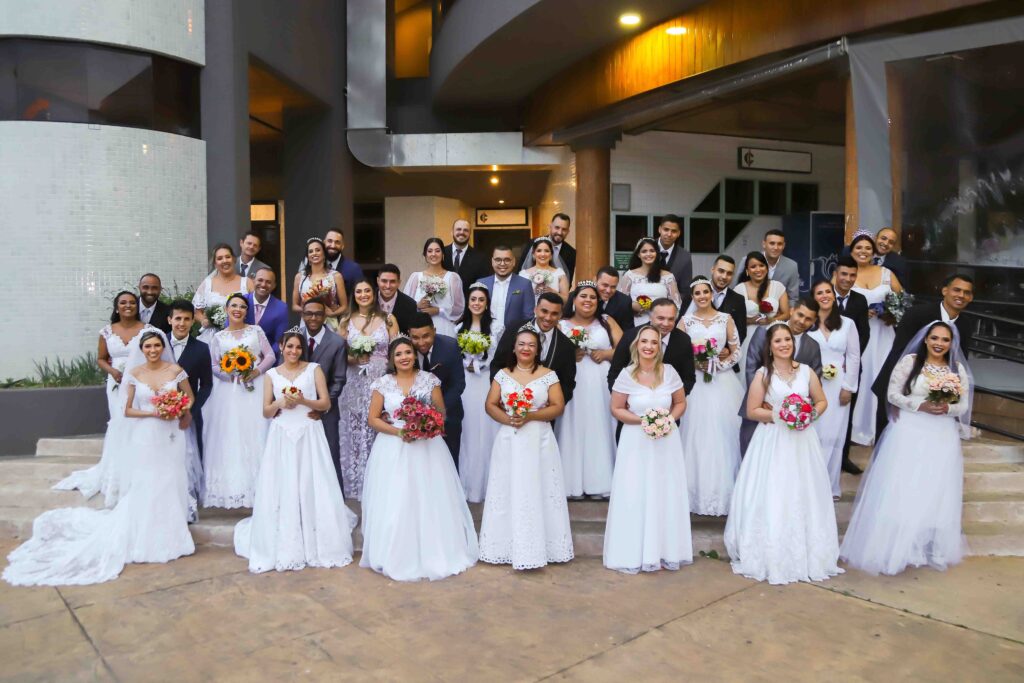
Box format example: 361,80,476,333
252,266,275,279
169,299,194,316
596,266,620,280
409,312,435,329
551,213,571,225
243,230,262,243
650,297,678,312
302,298,326,310
764,228,785,240
378,263,401,278
139,272,161,283
794,297,820,313
659,214,683,227
492,245,513,255
537,292,564,307
943,273,974,288
836,255,858,270
713,254,735,267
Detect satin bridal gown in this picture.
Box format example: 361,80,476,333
850,268,896,445
457,322,503,503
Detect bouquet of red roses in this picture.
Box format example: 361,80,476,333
778,393,817,431
758,299,775,316
505,387,534,421
394,396,446,441
151,389,192,420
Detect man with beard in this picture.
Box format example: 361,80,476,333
678,254,747,345
594,266,634,333
298,229,364,297
443,218,492,300
376,264,418,333
518,213,576,282
137,273,171,335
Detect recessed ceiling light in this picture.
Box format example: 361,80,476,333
498,199,505,204
489,176,500,186
491,164,498,171
619,13,640,27
666,26,686,35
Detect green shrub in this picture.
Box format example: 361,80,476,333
33,353,106,387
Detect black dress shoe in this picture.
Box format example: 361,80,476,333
841,458,863,475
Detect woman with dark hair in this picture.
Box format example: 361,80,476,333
603,325,692,574
520,236,569,300
456,282,502,502
55,291,159,505
234,331,356,573
291,237,348,330
360,337,478,581
808,278,861,498
556,280,622,498
618,237,682,326
202,293,274,509
725,323,840,585
193,243,250,344
841,321,972,575
337,279,398,500
479,327,573,570
403,237,464,337
677,276,744,516
848,231,905,446
7,331,196,585
734,251,790,374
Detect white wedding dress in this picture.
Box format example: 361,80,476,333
202,325,273,508
521,266,567,297
724,364,843,585
5,370,195,586
192,274,249,344
234,364,357,573
54,324,158,506
733,280,786,375
840,357,970,575
850,268,896,445
555,319,616,497
403,271,465,337
604,366,693,573
479,370,574,570
618,270,682,326
360,372,478,581
808,317,861,497
457,322,503,503
678,313,744,515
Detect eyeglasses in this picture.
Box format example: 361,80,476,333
493,258,514,264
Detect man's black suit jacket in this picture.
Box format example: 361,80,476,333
443,243,492,300
599,291,634,333
607,327,697,397
491,320,577,404
677,288,748,345
840,245,909,287
518,240,577,283
175,336,212,455
871,303,974,412
836,289,870,357
150,301,172,336
388,291,419,334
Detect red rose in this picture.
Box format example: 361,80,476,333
759,300,774,314
800,403,812,413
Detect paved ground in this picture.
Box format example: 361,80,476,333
2,542,1022,682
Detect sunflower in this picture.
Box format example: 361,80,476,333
233,350,253,372
219,354,235,373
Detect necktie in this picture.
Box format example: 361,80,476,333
255,303,265,324
141,307,151,323
838,295,848,311
453,248,463,271
421,351,431,369
239,261,247,276
661,250,670,263
872,256,882,266
308,336,316,356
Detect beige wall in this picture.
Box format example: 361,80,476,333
536,147,577,241
384,196,472,286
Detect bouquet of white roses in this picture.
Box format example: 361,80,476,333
348,334,376,357
530,270,554,291
205,304,227,330
822,363,838,381
640,408,674,439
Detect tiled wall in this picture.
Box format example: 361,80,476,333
612,131,845,275
0,0,205,64
0,122,207,378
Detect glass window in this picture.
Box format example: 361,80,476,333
759,181,787,215
695,183,721,213
354,202,385,265
790,183,819,213
690,217,720,253
15,41,88,122
614,214,649,252
725,219,750,247
725,179,755,214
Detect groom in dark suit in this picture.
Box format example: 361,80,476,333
300,299,348,489
833,256,870,474
491,292,577,404
518,213,576,281
376,264,418,333
167,300,212,457
442,219,492,300
677,254,747,345
608,298,696,396
655,215,693,294
738,300,823,455
409,313,466,466
594,266,635,333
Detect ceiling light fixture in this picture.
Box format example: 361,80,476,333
619,13,641,27
489,176,500,186
666,26,687,35
491,164,498,171
498,200,505,204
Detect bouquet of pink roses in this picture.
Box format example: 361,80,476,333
692,337,718,383
639,407,674,439
394,396,446,440
778,393,817,431
926,371,962,405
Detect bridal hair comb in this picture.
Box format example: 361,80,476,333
394,332,412,341
306,236,325,245
767,320,790,331
850,228,875,242
468,282,490,292
517,322,540,334
285,325,303,334
689,276,712,290
575,280,597,290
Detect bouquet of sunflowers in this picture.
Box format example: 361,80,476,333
219,345,257,391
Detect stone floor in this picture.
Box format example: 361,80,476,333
2,542,1022,682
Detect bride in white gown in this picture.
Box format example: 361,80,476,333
404,238,465,338
54,291,157,506
604,326,692,573
234,332,357,573
479,327,574,570
724,323,842,585
6,331,195,586
360,337,478,581
841,321,971,575
192,243,250,345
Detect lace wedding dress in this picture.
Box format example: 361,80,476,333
234,364,357,573
678,313,744,515
337,319,390,500
840,356,970,575
6,370,195,586
850,267,896,445
618,270,682,326
479,370,574,570
603,366,693,574
359,371,478,581
724,364,842,585
403,270,465,337
808,317,861,497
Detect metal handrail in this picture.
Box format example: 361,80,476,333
968,347,1024,364
962,309,1024,327
971,335,1024,354
975,386,1024,403
972,421,1024,442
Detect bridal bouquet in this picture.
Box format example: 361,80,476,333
530,270,554,291
206,304,227,330
457,330,492,355
347,334,376,357
926,371,962,405
151,389,192,419
758,299,775,316
394,396,446,440
420,274,448,303
219,346,257,391
505,387,534,422
692,337,718,383
822,364,839,381
565,326,591,349
302,277,330,303
636,295,653,311
778,393,817,431
283,386,303,399
640,408,674,439
870,291,915,325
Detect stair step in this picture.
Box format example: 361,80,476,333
35,436,104,457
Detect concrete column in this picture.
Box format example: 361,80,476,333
844,78,859,242
573,143,613,284
201,0,250,249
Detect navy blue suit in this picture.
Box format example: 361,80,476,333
244,293,290,363
173,335,212,458
421,334,466,466
476,274,535,329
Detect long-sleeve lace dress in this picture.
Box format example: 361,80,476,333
337,319,390,500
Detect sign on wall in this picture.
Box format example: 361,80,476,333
475,207,529,226
737,147,812,174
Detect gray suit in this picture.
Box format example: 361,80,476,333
303,327,347,489
738,326,822,454
768,254,800,304
240,256,270,279
659,241,693,292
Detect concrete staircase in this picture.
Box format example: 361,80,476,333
2,434,1023,558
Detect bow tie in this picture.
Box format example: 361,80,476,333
171,338,187,348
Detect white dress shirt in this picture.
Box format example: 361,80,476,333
170,334,189,361
239,256,256,277
940,303,958,324
491,275,511,323
378,293,396,315
139,302,156,324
